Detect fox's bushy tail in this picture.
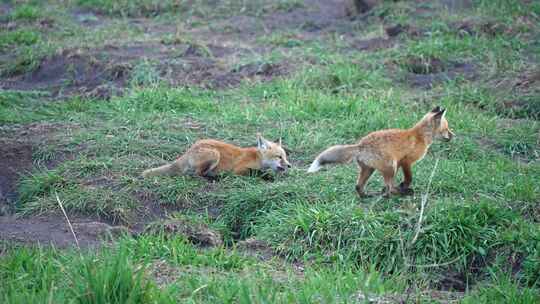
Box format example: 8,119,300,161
142,163,177,177
307,144,360,173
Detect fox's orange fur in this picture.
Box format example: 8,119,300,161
308,107,454,197
142,134,291,178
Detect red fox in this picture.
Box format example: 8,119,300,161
142,134,291,178
307,107,454,197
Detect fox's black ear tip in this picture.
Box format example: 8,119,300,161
431,106,441,113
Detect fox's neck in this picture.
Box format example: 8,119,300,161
410,120,434,146
239,147,263,170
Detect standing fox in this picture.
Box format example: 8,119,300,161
307,107,454,197
142,134,291,178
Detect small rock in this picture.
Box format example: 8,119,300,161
385,24,407,37
145,219,223,247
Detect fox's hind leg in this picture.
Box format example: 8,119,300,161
192,148,220,178
355,161,374,197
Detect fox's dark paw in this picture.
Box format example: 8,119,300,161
400,188,414,195
203,175,220,182
398,182,414,195
357,191,369,198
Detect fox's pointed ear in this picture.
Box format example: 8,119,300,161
433,108,446,120
257,133,269,150
272,137,283,146
431,106,441,113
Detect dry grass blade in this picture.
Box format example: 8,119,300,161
55,191,80,250
412,158,439,244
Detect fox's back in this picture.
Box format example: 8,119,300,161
188,139,258,172
190,139,243,160
358,128,427,162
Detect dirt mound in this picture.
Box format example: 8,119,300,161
2,49,128,98
0,216,129,248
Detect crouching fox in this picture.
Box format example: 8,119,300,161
142,134,291,178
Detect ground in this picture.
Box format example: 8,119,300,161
0,0,539,303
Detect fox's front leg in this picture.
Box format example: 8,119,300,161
398,161,414,195
381,165,400,198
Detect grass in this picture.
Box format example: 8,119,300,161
0,236,392,303
0,0,539,302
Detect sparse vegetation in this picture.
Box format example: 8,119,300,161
0,0,539,302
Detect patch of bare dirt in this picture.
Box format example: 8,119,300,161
404,62,477,89
452,19,511,38
1,40,290,96
72,10,104,27
346,0,381,15
1,49,131,99
357,289,464,303
149,260,183,288
130,190,187,232
0,122,73,212
263,0,348,33
0,141,32,212
0,215,129,248
352,37,395,51
405,56,447,74
435,269,469,292
237,237,276,261
441,0,473,12
475,136,538,164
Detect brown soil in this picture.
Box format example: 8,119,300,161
130,190,186,232
0,141,33,212
404,62,477,89
452,19,511,37
352,37,395,51
357,290,465,303
0,122,71,212
0,215,128,248
475,134,537,164
236,237,276,261
0,123,98,248
1,49,128,99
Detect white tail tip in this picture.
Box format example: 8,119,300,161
307,160,321,173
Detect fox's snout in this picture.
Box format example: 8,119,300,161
442,129,454,142
278,162,292,171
